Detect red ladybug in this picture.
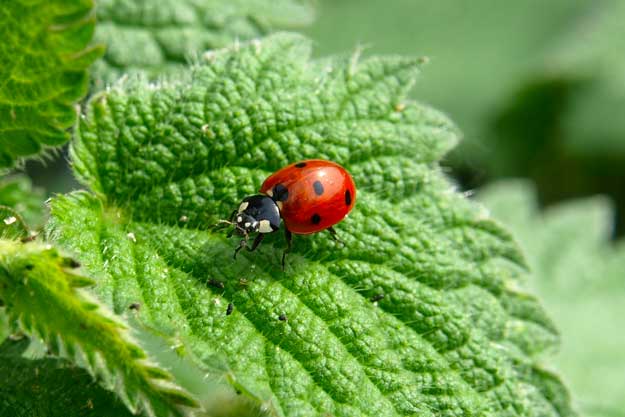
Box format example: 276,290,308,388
226,159,356,267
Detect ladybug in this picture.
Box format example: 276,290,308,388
225,159,356,267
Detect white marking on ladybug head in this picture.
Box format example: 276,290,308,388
258,219,273,233
265,189,274,197
238,201,249,213
244,222,251,228
236,215,243,223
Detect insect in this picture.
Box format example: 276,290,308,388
207,278,225,289
223,159,356,268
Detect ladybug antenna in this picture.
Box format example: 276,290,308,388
217,219,250,239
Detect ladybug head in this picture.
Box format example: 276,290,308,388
231,195,281,236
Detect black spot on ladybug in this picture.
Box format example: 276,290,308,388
295,162,307,168
311,213,321,224
226,303,234,316
313,181,324,196
273,184,289,201
345,189,352,206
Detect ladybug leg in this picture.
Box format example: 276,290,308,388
233,238,247,259
327,226,345,246
248,233,265,252
281,229,293,270
233,234,264,260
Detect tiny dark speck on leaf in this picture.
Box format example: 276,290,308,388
20,234,37,243
67,258,81,268
208,279,225,289
129,303,141,310
370,294,384,302
24,264,34,271
278,313,287,321
226,303,234,316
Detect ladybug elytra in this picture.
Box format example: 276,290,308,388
225,159,356,267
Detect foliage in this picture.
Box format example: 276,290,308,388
0,175,46,229
0,240,199,417
92,0,315,86
0,0,103,169
0,338,134,417
479,180,625,417
45,33,575,416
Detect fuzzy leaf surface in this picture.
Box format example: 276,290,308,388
0,338,134,417
0,240,199,417
479,180,625,417
0,0,103,168
49,33,573,417
93,0,315,86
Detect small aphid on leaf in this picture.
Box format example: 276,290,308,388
64,258,81,269
278,313,288,322
222,159,356,268
370,294,385,302
226,303,234,316
20,232,37,243
207,279,225,289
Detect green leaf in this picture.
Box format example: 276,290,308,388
49,33,574,416
0,338,134,417
92,0,315,86
0,310,8,345
0,175,46,229
478,180,625,417
0,206,30,240
0,0,103,169
0,240,200,417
